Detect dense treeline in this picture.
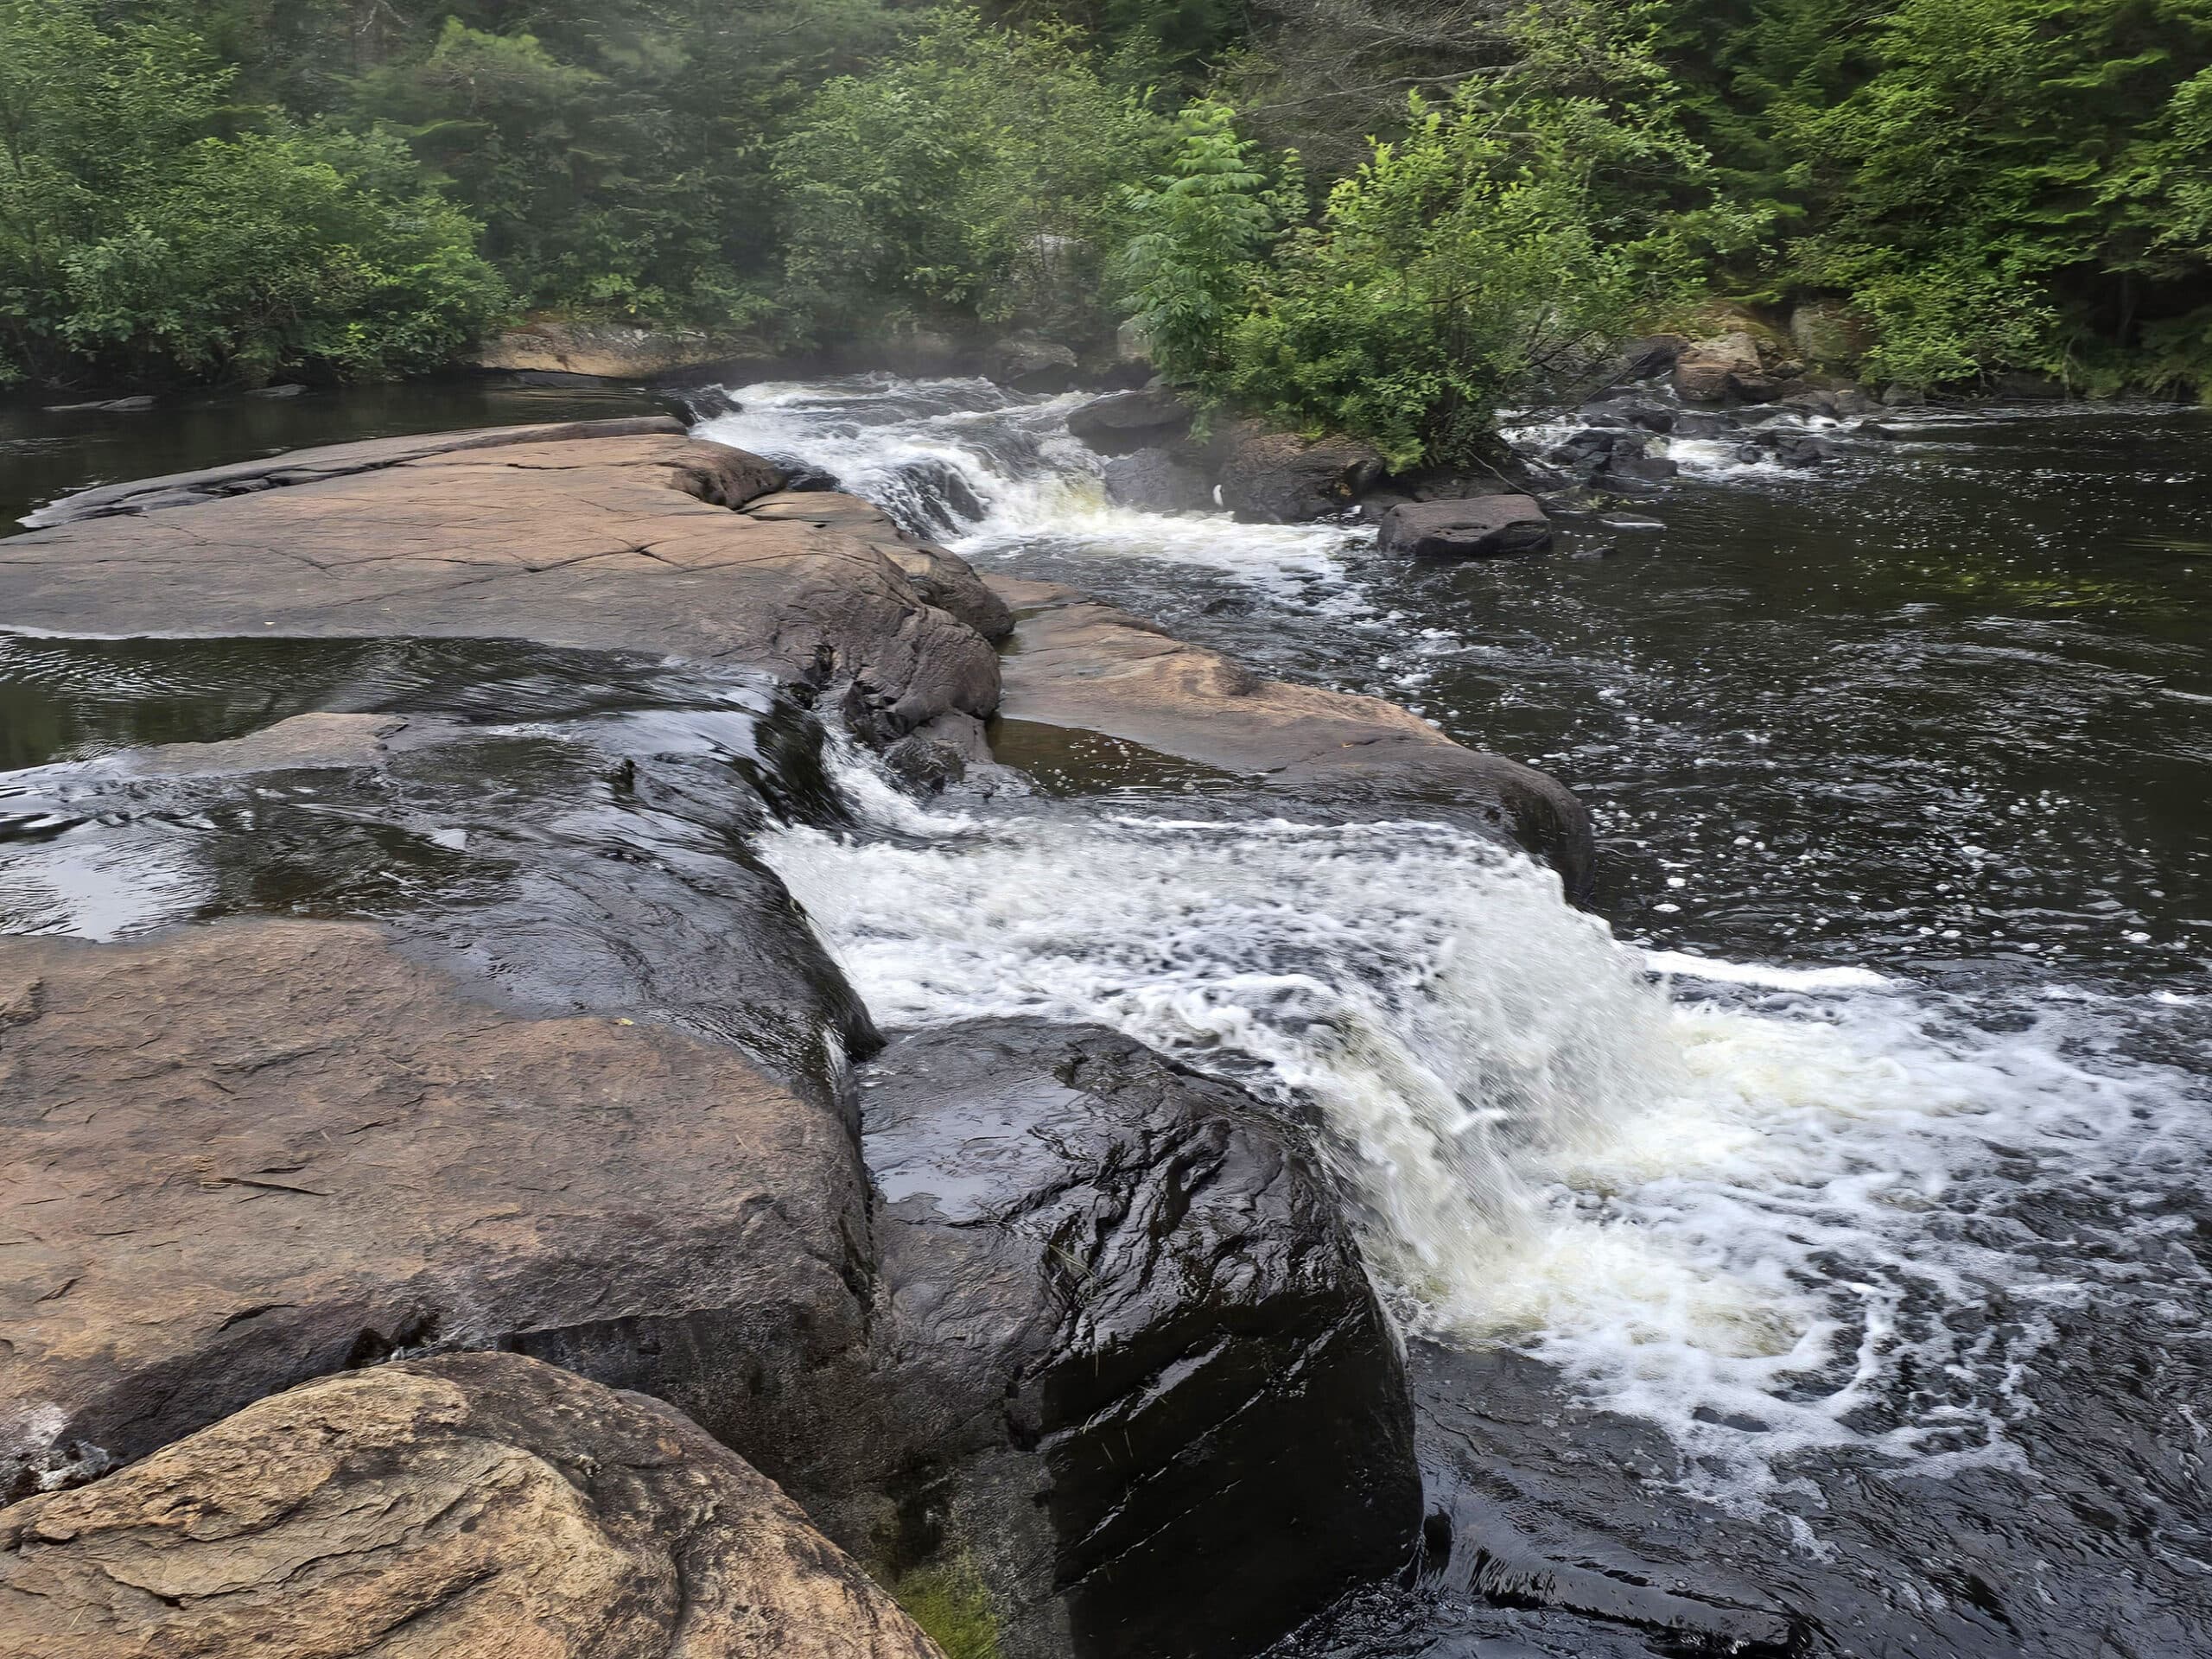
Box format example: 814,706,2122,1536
3,0,2206,460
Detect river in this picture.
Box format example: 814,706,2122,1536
5,375,2209,1656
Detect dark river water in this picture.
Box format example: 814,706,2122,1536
4,377,2209,1657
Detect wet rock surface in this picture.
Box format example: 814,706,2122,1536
852,1020,1422,1659
1378,497,1554,560
1065,386,1193,454
983,575,1594,898
1219,429,1388,523
1,426,999,742
0,1351,944,1659
0,918,876,1509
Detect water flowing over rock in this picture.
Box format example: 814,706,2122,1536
0,424,998,743
0,1351,944,1659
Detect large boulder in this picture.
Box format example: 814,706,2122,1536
0,919,878,1509
1218,430,1386,523
1379,496,1554,559
1787,301,1872,370
0,1352,944,1659
1103,448,1217,513
1065,386,1192,454
982,576,1595,899
985,334,1080,394
849,1021,1421,1659
1674,331,1783,404
2,427,1000,743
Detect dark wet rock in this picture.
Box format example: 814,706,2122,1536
1991,370,2069,399
1379,497,1554,560
0,429,1001,742
1104,448,1217,512
1669,410,1735,440
1219,429,1387,523
0,919,880,1509
1880,383,1929,407
0,1352,943,1659
1545,428,1678,487
1764,430,1843,467
1612,334,1688,382
982,575,1595,898
245,382,307,398
1066,386,1192,454
852,1020,1421,1659
986,333,1080,394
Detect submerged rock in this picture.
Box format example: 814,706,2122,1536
0,1352,943,1659
1378,496,1554,559
853,1020,1421,1659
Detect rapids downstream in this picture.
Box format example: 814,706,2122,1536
696,378,2212,1657
4,376,2209,1656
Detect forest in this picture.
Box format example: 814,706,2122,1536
3,0,2209,465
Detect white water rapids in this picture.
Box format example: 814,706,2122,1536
702,378,2208,1506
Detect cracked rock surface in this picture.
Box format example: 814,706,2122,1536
0,1351,944,1659
843,1020,1422,1659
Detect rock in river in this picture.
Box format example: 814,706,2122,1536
0,1351,943,1659
849,1020,1421,1659
1378,496,1554,559
1,422,1000,744
0,920,878,1510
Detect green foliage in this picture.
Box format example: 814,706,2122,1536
890,1559,1002,1659
0,0,503,385
775,7,1170,339
1116,100,1291,387
1151,3,1745,467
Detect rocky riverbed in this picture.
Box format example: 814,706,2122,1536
0,417,1591,1659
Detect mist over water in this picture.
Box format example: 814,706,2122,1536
706,378,2211,1546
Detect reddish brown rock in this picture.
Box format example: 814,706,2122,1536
2,426,999,741
983,576,1594,896
0,920,875,1509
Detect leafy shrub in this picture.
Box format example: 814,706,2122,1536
0,0,503,385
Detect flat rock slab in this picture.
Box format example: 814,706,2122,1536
1,427,1001,738
0,919,874,1507
0,1351,944,1659
985,576,1594,897
1378,496,1554,559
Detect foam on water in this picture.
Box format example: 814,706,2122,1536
694,375,1370,603
766,781,2205,1503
